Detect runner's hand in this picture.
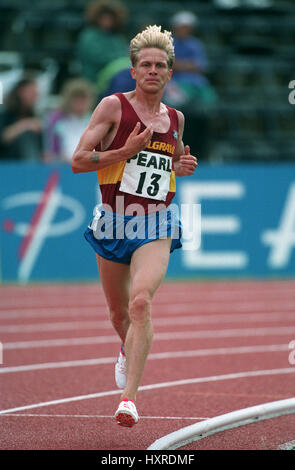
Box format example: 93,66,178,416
174,145,198,176
123,122,153,158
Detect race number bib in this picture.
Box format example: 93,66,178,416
119,151,172,201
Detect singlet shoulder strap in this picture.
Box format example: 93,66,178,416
114,92,133,111
165,105,179,132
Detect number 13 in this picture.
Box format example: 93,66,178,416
135,172,162,197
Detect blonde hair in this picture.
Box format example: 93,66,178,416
130,25,175,69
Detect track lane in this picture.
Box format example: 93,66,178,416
1,280,295,450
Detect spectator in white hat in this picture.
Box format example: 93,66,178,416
164,11,217,161
164,10,217,107
172,11,209,91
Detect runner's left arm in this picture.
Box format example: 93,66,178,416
173,111,198,177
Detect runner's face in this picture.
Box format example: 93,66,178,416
131,48,172,94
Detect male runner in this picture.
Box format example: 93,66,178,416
72,25,198,427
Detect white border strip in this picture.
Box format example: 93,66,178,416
1,413,208,421
147,397,295,450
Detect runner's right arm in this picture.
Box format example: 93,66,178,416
71,95,153,174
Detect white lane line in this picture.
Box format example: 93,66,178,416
1,281,294,298
3,326,295,350
1,312,295,334
0,356,114,373
0,413,208,421
1,300,295,320
0,344,289,374
0,367,294,416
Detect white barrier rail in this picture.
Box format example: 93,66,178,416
147,397,295,450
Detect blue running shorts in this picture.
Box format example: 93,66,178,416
84,204,182,265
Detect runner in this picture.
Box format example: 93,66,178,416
72,25,198,427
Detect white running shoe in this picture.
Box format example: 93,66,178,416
115,398,138,427
115,347,126,389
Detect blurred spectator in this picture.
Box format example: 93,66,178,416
44,78,95,163
76,0,129,86
163,11,218,161
0,76,43,161
165,11,217,107
96,56,135,99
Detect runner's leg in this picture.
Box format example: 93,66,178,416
121,238,172,402
96,254,130,345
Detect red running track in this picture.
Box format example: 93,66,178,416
0,279,295,450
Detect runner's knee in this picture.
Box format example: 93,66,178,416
129,292,152,324
109,306,129,327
